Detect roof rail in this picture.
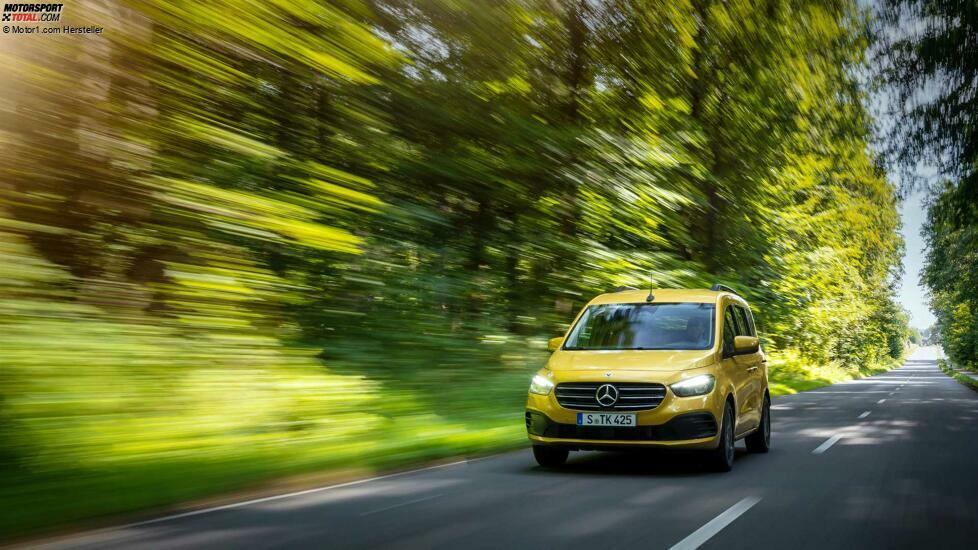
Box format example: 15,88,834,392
613,286,638,292
710,283,737,294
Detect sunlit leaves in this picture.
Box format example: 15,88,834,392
151,178,364,253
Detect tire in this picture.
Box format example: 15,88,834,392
707,401,735,472
532,445,569,467
745,394,771,453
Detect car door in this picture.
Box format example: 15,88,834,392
720,304,753,433
732,305,763,430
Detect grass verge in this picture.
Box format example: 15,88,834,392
766,349,900,397
937,359,978,392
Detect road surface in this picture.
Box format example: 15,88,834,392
39,347,978,549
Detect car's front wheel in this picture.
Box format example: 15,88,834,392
532,445,569,467
707,401,735,472
745,394,771,453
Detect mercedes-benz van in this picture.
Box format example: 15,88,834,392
525,286,770,471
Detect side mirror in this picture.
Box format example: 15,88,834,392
548,337,564,352
734,335,759,354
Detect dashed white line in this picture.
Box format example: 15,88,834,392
668,496,762,550
812,434,843,454
360,493,444,516
877,399,887,404
858,411,871,419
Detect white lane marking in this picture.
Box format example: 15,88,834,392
91,458,474,530
360,493,444,516
877,399,886,404
668,496,762,550
858,411,871,419
807,391,889,394
812,434,843,454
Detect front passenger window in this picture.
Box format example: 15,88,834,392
722,307,736,355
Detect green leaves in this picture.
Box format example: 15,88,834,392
922,183,978,368
150,177,366,253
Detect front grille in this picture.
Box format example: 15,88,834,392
554,382,667,411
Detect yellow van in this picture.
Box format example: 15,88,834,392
525,285,769,471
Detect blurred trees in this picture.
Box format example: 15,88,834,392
0,0,908,534
878,0,978,368
922,183,977,368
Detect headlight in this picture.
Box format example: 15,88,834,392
529,374,555,395
670,374,715,397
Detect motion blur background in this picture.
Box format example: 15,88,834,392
2,0,975,539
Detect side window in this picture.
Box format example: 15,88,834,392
734,306,753,337
722,307,736,354
743,306,758,337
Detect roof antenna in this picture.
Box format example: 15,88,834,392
646,271,655,302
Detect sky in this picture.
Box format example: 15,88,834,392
861,3,936,333
897,189,936,331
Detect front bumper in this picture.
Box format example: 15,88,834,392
525,376,725,450
526,410,718,450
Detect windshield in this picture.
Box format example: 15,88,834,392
563,303,716,351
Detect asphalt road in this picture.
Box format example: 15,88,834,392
40,347,978,549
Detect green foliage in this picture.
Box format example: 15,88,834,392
878,0,978,368
922,184,978,369
0,0,909,537
767,348,899,397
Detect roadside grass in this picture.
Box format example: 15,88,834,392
766,349,900,397
0,301,540,540
937,359,978,392
0,369,530,540
2,417,528,543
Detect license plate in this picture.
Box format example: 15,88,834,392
576,412,636,427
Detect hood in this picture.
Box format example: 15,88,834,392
547,349,716,372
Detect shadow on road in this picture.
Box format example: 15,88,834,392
527,448,762,477
902,359,937,366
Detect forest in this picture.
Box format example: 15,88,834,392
0,0,919,536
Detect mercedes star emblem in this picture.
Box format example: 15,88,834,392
595,383,619,407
